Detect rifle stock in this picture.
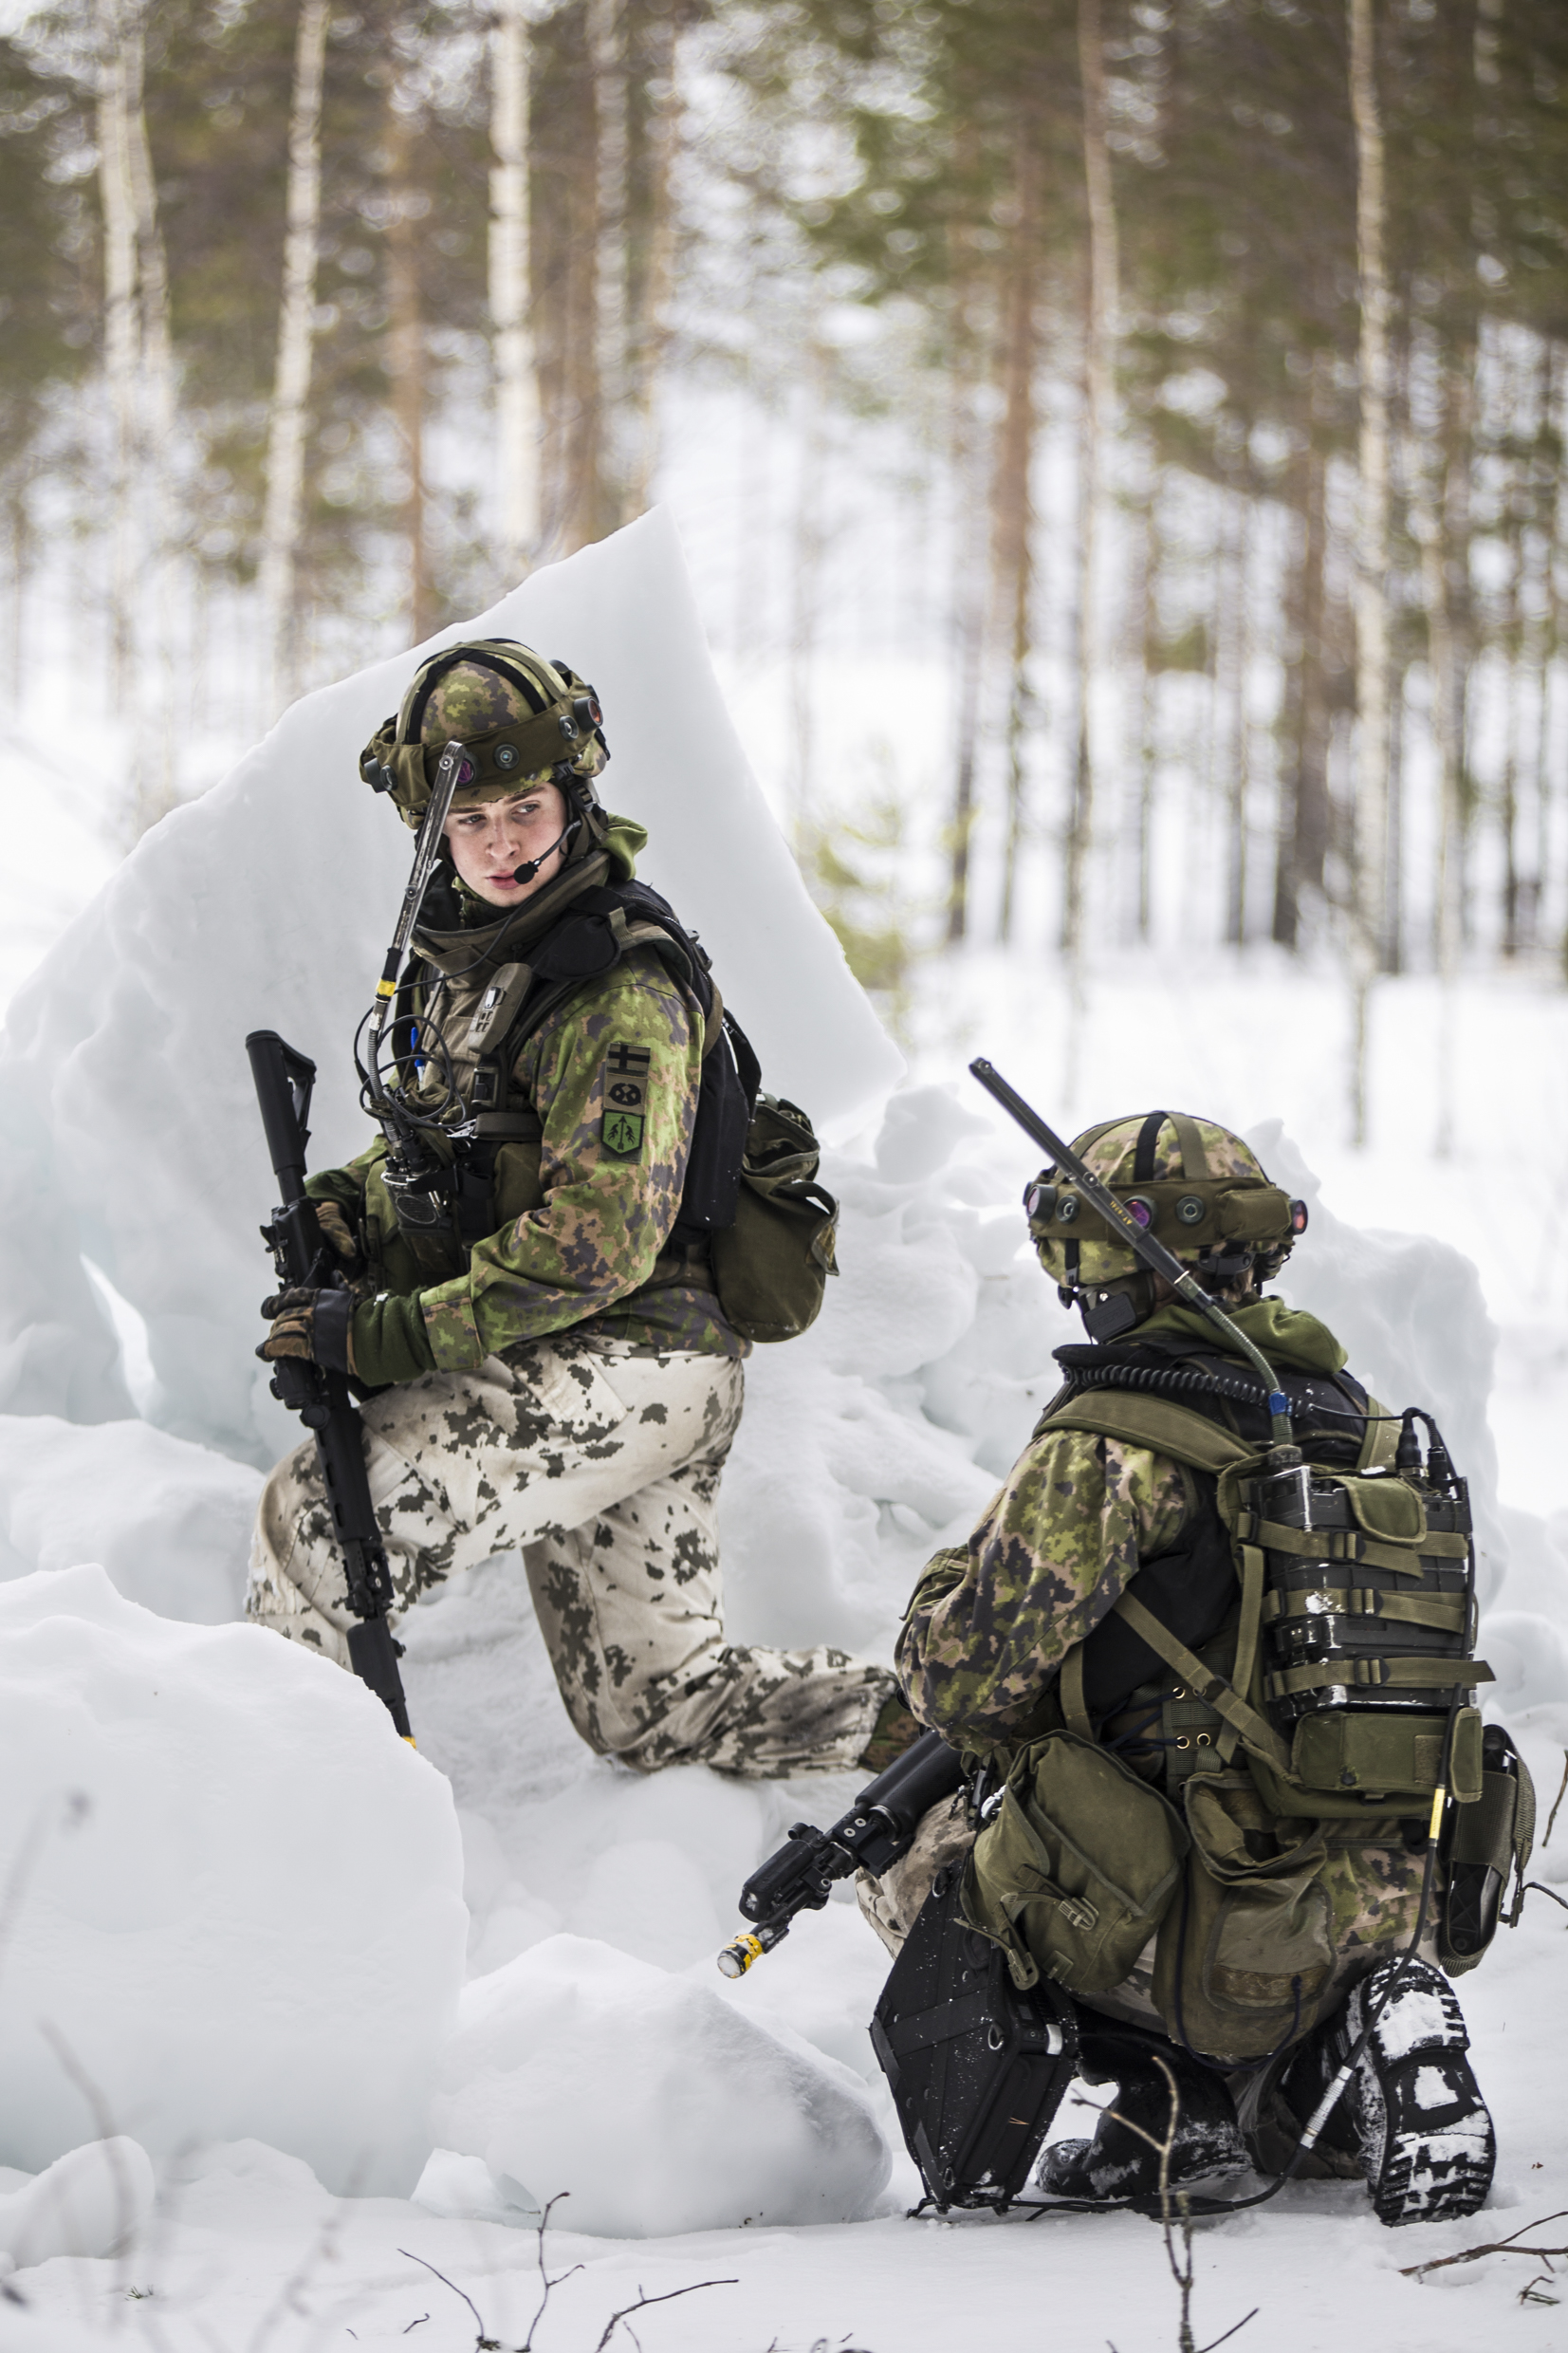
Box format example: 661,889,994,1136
247,1029,415,1744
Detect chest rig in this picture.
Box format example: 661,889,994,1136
384,878,756,1274
1040,1338,1491,1820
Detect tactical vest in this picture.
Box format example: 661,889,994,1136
1039,1339,1490,1820
368,878,839,1343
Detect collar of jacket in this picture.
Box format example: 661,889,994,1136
1134,1296,1348,1375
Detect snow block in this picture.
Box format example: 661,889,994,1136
0,2140,154,2270
0,509,899,1460
0,1416,259,1621
0,1566,465,2195
432,1934,891,2236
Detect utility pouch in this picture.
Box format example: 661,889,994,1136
871,1862,1079,2212
963,1729,1188,1996
709,1094,840,1343
1440,1723,1537,1975
1152,1772,1334,2061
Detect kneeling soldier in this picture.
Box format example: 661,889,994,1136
878,1110,1523,2225
248,639,914,1778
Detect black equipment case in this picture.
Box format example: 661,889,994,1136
871,1863,1079,2211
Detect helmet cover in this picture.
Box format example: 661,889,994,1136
1028,1110,1302,1299
359,639,609,830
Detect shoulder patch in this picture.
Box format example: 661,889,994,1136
600,1041,652,1158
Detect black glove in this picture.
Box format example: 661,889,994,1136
256,1284,355,1375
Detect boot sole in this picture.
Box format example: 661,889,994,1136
1344,1964,1496,2228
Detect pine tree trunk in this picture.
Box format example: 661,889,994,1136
386,95,430,645
1062,0,1118,1045
259,0,329,711
1348,0,1392,1146
489,0,540,579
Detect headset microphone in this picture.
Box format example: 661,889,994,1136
510,816,578,886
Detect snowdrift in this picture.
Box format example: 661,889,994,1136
433,1935,890,2235
0,1565,465,2195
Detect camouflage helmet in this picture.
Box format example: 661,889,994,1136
1028,1110,1306,1332
359,639,610,832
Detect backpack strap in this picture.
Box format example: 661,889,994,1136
1108,1588,1296,1778
1040,1390,1258,1477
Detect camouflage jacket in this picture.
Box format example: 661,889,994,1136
897,1427,1190,1751
897,1302,1364,1753
309,939,745,1386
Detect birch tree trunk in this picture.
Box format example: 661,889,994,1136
1223,498,1252,946
124,22,177,826
489,0,539,578
627,0,681,513
1132,478,1161,943
1348,0,1392,1147
386,94,431,644
991,110,1039,946
944,131,987,947
259,0,329,714
946,344,988,946
1418,510,1461,1158
1272,351,1332,947
1062,0,1118,1084
95,0,139,707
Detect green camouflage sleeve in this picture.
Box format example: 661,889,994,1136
413,950,704,1372
895,1428,1190,1748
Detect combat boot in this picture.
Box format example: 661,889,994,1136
1280,1955,1495,2226
1037,2017,1246,2201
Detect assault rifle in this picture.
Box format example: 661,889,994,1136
247,1028,415,1743
717,1727,965,1976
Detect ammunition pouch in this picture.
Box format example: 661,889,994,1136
1439,1724,1537,1974
963,1729,1189,1995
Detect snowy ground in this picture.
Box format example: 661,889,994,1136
3,521,1567,2349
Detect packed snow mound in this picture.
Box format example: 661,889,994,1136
0,1565,465,2195
0,509,900,1461
432,1934,891,2236
0,2139,154,2270
0,1416,258,1621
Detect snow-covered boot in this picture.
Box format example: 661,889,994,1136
1280,1956,1495,2227
1037,2018,1246,2201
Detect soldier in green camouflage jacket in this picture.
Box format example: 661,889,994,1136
248,640,906,1779
876,1110,1500,2229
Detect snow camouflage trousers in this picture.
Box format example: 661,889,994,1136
248,1336,891,1775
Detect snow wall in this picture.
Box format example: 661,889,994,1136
0,508,901,1464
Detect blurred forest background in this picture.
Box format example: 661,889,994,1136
2,0,1566,1113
